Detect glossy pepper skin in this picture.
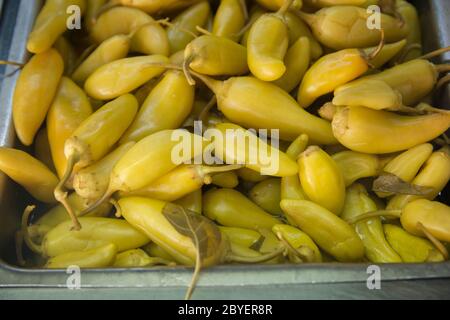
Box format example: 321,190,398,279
387,149,450,210
341,184,402,263
332,151,380,186
120,71,194,143
247,5,290,81
167,1,211,54
90,6,153,43
174,189,202,214
119,0,202,14
219,227,262,248
39,217,149,257
211,171,239,189
203,188,281,231
249,178,283,216
401,199,450,243
0,148,59,203
185,35,249,76
280,199,364,262
356,59,438,106
27,0,86,53
297,48,370,108
73,142,135,201
72,35,131,86
195,74,337,144
45,243,117,269
130,22,170,57
376,143,433,198
298,146,346,215
84,55,169,100
13,49,64,146
298,6,408,50
47,77,93,178
213,123,298,177
332,106,450,154
384,224,444,263
396,0,422,61
273,37,310,93
212,0,247,42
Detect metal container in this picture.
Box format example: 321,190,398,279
0,0,449,299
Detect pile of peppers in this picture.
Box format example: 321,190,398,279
1,0,450,299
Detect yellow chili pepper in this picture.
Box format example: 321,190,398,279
184,35,249,77
25,217,149,258
249,178,283,216
272,224,322,262
0,148,59,203
121,164,241,202
142,242,177,262
45,243,117,269
256,0,302,11
54,94,138,229
376,143,433,198
192,73,337,144
53,36,78,76
240,4,266,47
332,106,450,154
237,167,268,183
284,12,322,60
84,0,108,31
72,34,131,85
212,0,247,42
303,0,372,7
332,151,380,186
27,0,86,53
84,55,169,100
90,6,153,43
272,37,310,93
298,6,408,50
13,49,64,146
167,1,211,53
133,78,161,106
281,134,308,201
130,22,170,56
29,193,112,243
247,1,291,81
298,146,346,215
73,142,135,201
356,59,441,106
34,129,56,173
118,0,202,14
213,123,298,177
211,171,239,189
297,37,384,108
219,227,262,248
341,184,402,263
47,77,93,178
333,79,403,111
203,188,281,230
395,0,422,61
387,149,450,210
401,199,450,243
120,70,194,143
363,39,407,68
280,199,365,262
384,224,444,263
113,248,174,267
174,189,203,214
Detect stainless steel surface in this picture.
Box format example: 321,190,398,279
0,0,449,299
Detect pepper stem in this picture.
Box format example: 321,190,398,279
295,11,315,27
277,0,294,16
435,64,450,74
419,45,450,60
195,25,212,36
367,29,385,62
15,231,26,267
54,155,81,230
189,70,223,94
110,198,122,218
416,222,449,260
73,43,97,70
415,103,450,115
158,19,198,38
345,209,402,224
21,205,44,256
198,96,217,124
396,44,422,63
183,56,196,86
79,187,115,218
0,60,24,67
227,246,286,263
